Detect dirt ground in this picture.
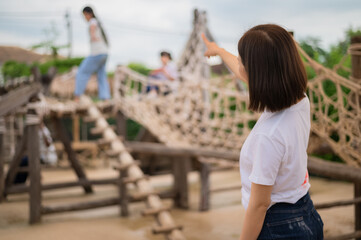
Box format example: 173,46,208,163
0,166,354,240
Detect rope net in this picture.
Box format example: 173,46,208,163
113,42,361,167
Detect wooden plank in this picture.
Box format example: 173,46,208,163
52,116,93,194
0,82,42,117
27,116,41,224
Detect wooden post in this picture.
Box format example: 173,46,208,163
172,157,190,209
52,116,93,194
351,35,361,240
73,115,80,142
116,110,127,139
0,118,5,202
27,113,42,224
199,160,210,211
119,169,129,217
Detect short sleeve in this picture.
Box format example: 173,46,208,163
165,64,178,79
89,18,98,27
249,134,284,186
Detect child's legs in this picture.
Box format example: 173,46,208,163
75,56,101,97
96,55,110,100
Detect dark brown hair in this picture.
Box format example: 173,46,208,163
83,6,109,46
160,51,172,60
238,24,307,112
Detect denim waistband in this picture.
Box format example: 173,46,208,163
266,192,313,214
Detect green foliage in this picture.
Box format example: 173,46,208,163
37,57,84,74
127,62,151,76
2,61,31,79
300,26,360,76
1,57,84,79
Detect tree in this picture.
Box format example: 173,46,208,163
31,21,69,59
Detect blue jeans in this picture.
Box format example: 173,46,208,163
258,192,324,240
75,54,110,100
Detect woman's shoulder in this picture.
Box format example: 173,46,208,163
89,18,98,26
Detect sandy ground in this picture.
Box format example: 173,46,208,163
0,166,354,240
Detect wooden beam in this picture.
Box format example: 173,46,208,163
315,196,361,209
52,116,93,194
0,118,5,202
308,156,361,183
125,141,239,160
27,114,41,224
325,231,361,240
125,142,361,183
0,82,42,117
42,197,120,215
5,178,119,195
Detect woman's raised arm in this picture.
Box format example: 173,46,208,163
202,33,246,83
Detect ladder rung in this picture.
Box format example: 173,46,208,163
130,191,157,201
152,224,183,234
142,206,171,216
106,149,122,157
123,175,149,184
113,160,141,171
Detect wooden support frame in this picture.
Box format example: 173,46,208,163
52,116,93,194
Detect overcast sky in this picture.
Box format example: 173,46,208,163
0,0,360,70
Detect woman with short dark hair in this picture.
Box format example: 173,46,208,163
203,24,323,240
74,6,110,100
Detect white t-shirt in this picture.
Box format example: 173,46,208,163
239,96,311,210
89,18,108,56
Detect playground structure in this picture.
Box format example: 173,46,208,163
0,9,361,240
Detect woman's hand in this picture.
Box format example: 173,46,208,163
202,33,222,58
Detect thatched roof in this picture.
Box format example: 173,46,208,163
0,46,50,64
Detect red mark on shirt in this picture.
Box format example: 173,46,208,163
302,171,309,187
